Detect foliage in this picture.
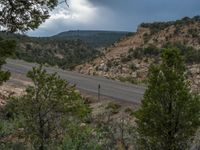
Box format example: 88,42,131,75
0,0,59,32
188,28,199,38
124,46,160,62
135,48,200,149
0,37,16,85
0,118,25,149
129,63,137,71
15,38,99,69
106,59,119,69
0,32,100,70
121,54,132,63
140,16,200,34
94,112,137,150
129,48,144,59
127,44,200,64
4,66,90,149
106,102,121,114
62,124,101,150
0,1,74,149
164,43,200,64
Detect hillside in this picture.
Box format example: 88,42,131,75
0,32,99,69
75,16,200,92
52,30,130,48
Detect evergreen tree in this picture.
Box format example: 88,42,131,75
0,37,16,85
0,0,62,84
5,66,90,149
135,48,200,150
0,0,60,32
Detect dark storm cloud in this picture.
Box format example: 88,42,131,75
88,0,200,21
28,0,200,37
89,0,200,31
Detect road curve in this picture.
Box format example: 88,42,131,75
3,59,146,104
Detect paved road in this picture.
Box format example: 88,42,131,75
3,59,146,104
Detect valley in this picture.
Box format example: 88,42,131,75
0,30,128,70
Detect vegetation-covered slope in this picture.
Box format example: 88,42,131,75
0,30,130,69
76,16,200,91
16,38,99,69
52,30,130,48
0,32,99,69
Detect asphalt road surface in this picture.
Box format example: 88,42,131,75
3,59,146,104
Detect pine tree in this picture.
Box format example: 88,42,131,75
0,37,16,85
0,0,62,84
0,0,60,32
135,48,200,150
0,1,68,148
6,66,90,149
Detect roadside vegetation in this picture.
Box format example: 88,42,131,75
0,1,200,149
0,32,100,70
1,48,200,150
135,48,200,149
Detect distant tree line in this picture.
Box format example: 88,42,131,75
140,16,200,34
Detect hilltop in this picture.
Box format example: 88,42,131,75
75,16,200,91
52,30,130,48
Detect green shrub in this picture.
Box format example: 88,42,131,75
106,102,121,114
129,63,137,71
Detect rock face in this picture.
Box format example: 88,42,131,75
188,64,200,92
75,16,200,92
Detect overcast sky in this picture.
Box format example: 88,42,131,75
27,0,200,37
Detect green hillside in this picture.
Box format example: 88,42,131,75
0,32,99,69
0,30,131,69
52,30,131,48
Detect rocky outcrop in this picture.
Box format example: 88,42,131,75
75,17,200,92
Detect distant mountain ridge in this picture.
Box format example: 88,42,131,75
52,30,131,48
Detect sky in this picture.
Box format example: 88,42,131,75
27,0,200,37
